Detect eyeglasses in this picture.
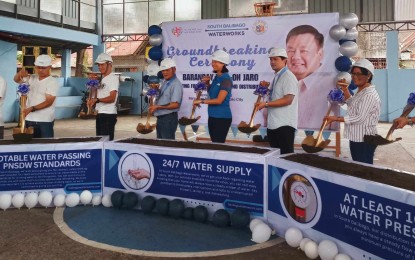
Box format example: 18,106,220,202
351,72,366,77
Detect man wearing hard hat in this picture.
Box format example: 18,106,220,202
88,52,119,140
257,47,299,154
149,58,183,140
14,54,60,138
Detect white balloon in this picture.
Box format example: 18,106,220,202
340,13,359,29
339,41,358,57
146,63,160,76
343,27,358,41
329,25,346,41
149,34,163,47
65,193,80,208
305,241,319,259
285,227,303,247
335,253,351,260
38,191,53,208
24,192,38,209
102,194,113,207
12,193,25,209
53,194,66,207
318,240,339,260
251,223,272,243
0,193,12,210
336,72,352,84
249,218,264,232
300,238,312,251
80,190,93,205
92,195,102,206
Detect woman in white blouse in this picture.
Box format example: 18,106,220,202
325,59,381,164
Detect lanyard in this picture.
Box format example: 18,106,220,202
269,66,287,98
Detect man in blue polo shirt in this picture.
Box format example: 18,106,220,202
149,58,183,140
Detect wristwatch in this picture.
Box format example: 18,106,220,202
96,98,100,103
201,99,205,104
32,106,36,112
265,101,269,108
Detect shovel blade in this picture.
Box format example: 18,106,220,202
364,134,399,146
179,116,201,126
238,123,261,134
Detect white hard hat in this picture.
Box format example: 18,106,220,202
268,47,287,58
159,58,176,70
212,50,230,65
34,55,52,66
95,53,113,64
352,58,374,75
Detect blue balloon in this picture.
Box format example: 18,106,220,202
147,75,160,84
157,71,163,79
148,25,162,36
339,39,356,45
335,56,352,72
148,46,163,61
143,75,149,83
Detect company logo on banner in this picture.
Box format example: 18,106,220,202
162,13,340,130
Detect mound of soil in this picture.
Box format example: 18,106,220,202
0,137,102,145
117,138,272,154
284,153,415,192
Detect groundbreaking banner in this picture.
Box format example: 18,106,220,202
162,13,340,130
268,155,415,260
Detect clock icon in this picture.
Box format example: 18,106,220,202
290,181,311,208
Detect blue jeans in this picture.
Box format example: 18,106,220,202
349,141,377,164
25,121,54,138
156,112,178,140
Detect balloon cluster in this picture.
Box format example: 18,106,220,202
253,84,270,97
143,24,164,84
86,79,100,89
0,190,101,210
327,88,346,105
331,13,359,89
283,226,351,260
17,83,30,96
407,92,415,106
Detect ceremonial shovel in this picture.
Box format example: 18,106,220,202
178,90,203,126
79,87,98,119
13,95,34,142
237,95,262,134
302,106,332,153
364,104,414,145
136,96,157,134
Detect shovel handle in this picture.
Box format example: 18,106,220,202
315,105,333,145
189,90,203,120
386,104,414,140
247,95,263,127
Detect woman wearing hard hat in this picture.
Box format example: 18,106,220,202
325,59,381,164
193,50,233,143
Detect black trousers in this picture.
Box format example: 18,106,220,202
208,117,232,143
96,113,117,140
267,126,296,154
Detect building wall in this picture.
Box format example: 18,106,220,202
0,40,18,123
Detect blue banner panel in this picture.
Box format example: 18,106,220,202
0,149,102,192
